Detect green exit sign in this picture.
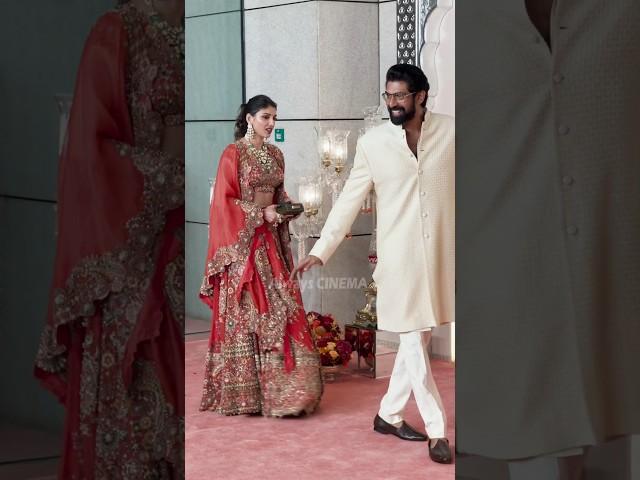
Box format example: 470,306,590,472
274,128,285,142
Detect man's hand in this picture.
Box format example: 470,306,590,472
289,255,323,282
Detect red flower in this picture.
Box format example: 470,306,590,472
307,311,350,365
336,340,352,356
320,352,334,366
336,340,353,364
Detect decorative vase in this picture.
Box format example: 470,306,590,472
321,364,343,382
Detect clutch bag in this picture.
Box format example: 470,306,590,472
276,202,304,216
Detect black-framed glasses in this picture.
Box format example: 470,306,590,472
381,91,416,102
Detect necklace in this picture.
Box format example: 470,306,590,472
247,141,273,171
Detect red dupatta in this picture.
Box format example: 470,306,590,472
33,7,185,478
34,13,141,401
34,10,184,402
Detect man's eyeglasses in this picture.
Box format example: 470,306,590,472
381,91,416,102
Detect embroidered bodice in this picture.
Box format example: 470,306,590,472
121,3,185,149
236,141,285,200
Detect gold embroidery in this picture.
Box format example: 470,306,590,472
200,321,323,417
77,359,182,479
35,4,185,478
200,142,287,296
199,200,264,297
123,5,184,146
164,244,185,331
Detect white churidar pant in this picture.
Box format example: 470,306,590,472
378,330,446,438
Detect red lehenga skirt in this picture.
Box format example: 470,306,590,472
200,223,322,417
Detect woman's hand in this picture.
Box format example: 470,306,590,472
263,204,281,224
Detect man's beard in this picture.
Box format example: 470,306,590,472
388,105,416,125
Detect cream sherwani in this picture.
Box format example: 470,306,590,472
309,111,455,333
309,111,454,438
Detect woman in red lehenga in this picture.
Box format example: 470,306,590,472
199,95,323,417
34,1,184,478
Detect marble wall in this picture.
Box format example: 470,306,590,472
185,1,243,322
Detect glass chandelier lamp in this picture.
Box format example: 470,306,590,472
315,126,332,168
325,129,350,205
291,176,324,259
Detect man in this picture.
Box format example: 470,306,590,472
291,64,454,464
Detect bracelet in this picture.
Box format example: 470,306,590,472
262,206,284,225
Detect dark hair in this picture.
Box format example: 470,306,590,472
386,64,430,107
234,95,278,140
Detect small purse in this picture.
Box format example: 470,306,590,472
275,202,304,216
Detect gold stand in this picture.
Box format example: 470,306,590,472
355,281,377,328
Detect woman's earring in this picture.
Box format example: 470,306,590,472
245,123,255,141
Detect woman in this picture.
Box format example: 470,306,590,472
34,1,184,478
199,95,323,417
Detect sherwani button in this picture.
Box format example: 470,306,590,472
566,225,578,235
558,125,570,135
562,175,574,186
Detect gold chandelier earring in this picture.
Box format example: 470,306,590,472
245,123,255,141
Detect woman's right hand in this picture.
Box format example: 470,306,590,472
263,204,279,224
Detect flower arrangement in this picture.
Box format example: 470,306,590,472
306,311,353,366
345,327,375,369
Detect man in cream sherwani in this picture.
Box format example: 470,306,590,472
291,64,454,464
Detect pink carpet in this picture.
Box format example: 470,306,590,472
185,337,455,480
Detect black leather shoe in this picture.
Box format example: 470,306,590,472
428,438,452,464
373,414,428,441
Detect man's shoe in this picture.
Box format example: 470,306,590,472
428,438,452,464
373,414,428,441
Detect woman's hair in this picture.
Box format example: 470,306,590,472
234,95,278,140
